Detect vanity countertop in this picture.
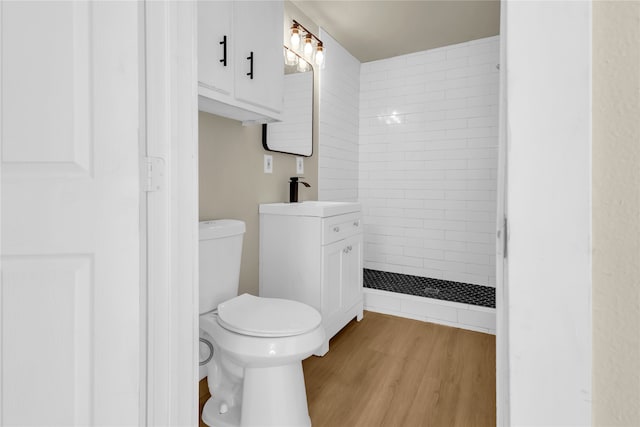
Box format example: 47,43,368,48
259,201,361,218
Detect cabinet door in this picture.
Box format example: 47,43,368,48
233,1,284,113
341,234,363,310
321,240,343,321
321,234,363,321
198,1,233,95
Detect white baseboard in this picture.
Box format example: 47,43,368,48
364,288,496,335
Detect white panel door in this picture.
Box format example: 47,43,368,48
1,2,141,425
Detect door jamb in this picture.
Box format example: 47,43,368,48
142,2,199,425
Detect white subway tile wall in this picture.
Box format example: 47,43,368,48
359,36,500,287
266,71,313,155
318,29,360,202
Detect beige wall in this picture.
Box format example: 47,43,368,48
593,1,640,424
199,2,321,296
199,112,318,296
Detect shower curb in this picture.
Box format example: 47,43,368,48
363,288,496,335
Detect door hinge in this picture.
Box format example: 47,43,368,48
144,157,165,192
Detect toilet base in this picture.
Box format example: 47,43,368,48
202,362,312,427
203,395,241,427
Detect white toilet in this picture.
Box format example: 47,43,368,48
199,219,324,427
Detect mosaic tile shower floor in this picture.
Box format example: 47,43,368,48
363,269,495,308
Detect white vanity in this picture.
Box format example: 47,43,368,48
259,201,364,356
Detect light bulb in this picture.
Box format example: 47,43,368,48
297,58,309,72
303,34,313,58
285,49,298,66
290,25,300,49
315,44,324,66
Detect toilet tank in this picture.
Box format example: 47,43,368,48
199,219,245,314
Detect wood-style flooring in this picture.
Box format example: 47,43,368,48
302,311,496,427
199,310,496,427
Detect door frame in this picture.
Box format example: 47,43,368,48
143,2,199,425
152,1,593,425
496,1,592,425
495,1,509,424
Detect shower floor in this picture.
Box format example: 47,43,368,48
363,269,495,308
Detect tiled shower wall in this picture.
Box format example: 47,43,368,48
317,29,360,202
358,36,500,287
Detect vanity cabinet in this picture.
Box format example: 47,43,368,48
259,203,364,356
197,0,283,124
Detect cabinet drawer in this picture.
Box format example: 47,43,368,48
322,212,362,245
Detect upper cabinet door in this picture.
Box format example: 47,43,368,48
198,1,233,95
233,1,284,113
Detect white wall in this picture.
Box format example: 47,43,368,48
317,29,360,202
359,36,499,287
503,1,591,424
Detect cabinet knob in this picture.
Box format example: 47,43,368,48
353,220,360,227
333,226,340,232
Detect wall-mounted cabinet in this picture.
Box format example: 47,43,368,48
197,1,284,124
259,202,364,356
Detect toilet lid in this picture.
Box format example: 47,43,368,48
217,294,321,338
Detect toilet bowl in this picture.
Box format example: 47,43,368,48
200,294,324,427
199,220,324,427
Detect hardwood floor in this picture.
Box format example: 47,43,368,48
302,311,496,427
199,310,496,427
199,377,210,427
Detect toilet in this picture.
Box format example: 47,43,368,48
199,219,324,427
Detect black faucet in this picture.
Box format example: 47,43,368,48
289,177,311,203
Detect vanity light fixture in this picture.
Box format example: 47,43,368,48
288,19,325,67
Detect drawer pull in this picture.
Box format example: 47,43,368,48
353,220,360,227
333,226,340,232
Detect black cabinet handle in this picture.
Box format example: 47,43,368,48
219,35,227,66
246,51,253,79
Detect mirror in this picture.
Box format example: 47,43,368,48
262,47,313,156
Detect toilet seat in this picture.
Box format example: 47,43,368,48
217,294,321,338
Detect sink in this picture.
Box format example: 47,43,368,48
259,201,361,217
